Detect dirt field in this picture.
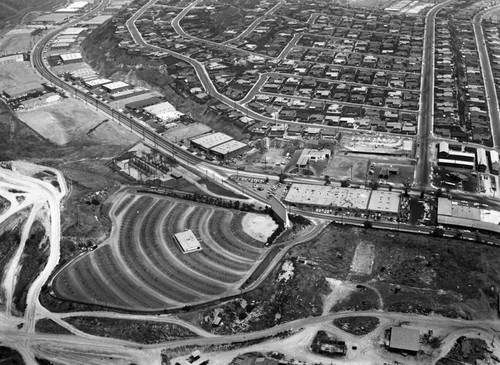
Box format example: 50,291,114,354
242,213,278,242
287,224,500,319
0,61,44,91
17,97,137,146
0,32,32,55
323,155,369,182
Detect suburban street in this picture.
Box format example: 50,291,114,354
415,0,454,190
473,4,500,148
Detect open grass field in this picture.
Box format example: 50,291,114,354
52,190,273,311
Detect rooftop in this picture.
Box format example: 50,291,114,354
389,327,420,352
173,230,202,254
367,191,401,214
191,132,233,149
284,184,370,210
210,140,247,155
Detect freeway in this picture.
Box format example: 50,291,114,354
473,4,500,148
415,0,454,190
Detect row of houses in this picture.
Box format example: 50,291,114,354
433,4,493,146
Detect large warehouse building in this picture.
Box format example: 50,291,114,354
210,140,249,160
190,132,249,160
173,230,202,254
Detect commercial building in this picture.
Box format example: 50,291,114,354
284,184,371,211
190,132,234,152
79,15,112,26
437,198,500,234
59,52,83,64
209,140,248,160
3,82,45,99
174,230,202,254
367,190,401,215
102,81,130,93
389,327,420,354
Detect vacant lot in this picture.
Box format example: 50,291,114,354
53,191,275,310
0,61,44,92
17,98,131,146
65,317,198,344
288,224,500,319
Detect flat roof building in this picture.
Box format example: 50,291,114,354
84,78,111,88
284,184,370,210
102,81,130,93
125,97,163,110
367,191,401,214
190,132,233,152
209,140,248,160
389,327,420,353
174,230,202,254
59,52,83,64
144,101,183,122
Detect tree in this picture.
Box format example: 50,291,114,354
363,220,373,228
370,180,379,190
341,179,350,187
278,173,287,183
324,175,331,185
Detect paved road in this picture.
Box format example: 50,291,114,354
415,0,455,190
222,0,283,45
473,4,500,148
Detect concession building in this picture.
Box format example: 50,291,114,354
174,230,202,254
388,327,420,354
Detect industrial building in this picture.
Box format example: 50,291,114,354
59,52,83,64
84,78,111,88
173,230,202,254
102,81,130,93
209,140,248,160
190,132,234,152
388,327,420,354
3,82,45,99
144,101,183,122
125,97,163,110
